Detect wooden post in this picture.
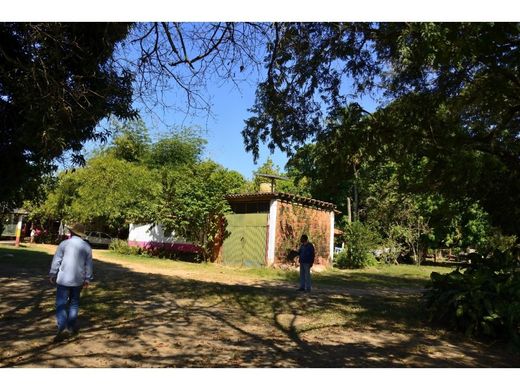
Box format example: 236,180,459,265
347,197,352,224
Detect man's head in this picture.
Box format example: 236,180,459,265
66,222,87,239
300,234,308,244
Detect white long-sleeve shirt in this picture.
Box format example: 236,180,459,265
49,236,93,287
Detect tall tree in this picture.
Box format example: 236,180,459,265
243,22,520,235
0,23,136,207
0,22,265,209
30,154,160,231
157,160,245,261
146,128,207,169
109,119,151,163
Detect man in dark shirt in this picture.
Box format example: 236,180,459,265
297,234,315,292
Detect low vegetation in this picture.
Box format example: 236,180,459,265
425,250,520,344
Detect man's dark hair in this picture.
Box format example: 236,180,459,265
300,234,308,242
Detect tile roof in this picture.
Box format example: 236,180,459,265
225,192,338,211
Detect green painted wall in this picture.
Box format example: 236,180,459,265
222,213,268,267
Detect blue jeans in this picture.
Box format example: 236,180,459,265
299,263,312,291
56,285,82,332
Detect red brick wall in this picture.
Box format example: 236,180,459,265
274,201,332,267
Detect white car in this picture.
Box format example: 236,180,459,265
85,231,113,247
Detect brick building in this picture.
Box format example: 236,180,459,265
217,192,337,268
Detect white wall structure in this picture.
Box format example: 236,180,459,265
266,199,278,266
128,223,186,244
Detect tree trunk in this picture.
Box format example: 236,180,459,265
353,164,359,222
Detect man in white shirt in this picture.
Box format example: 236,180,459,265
49,222,93,341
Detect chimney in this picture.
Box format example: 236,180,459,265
259,182,273,193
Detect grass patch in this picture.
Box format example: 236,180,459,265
0,245,434,331
99,248,451,289
315,264,451,290
0,244,453,292
0,244,52,270
0,244,448,329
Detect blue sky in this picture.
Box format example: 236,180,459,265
201,85,289,180
78,25,291,181
81,77,290,181
81,56,381,182
138,78,290,181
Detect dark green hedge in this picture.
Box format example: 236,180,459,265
424,252,520,343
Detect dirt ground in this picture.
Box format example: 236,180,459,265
0,244,519,367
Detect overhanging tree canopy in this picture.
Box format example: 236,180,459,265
0,22,136,208
0,22,262,209
243,22,520,235
3,22,519,236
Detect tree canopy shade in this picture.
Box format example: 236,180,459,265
26,120,245,261
243,22,520,235
3,22,520,238
157,161,246,261
0,22,264,209
0,22,136,208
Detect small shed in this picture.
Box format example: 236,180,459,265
217,192,337,268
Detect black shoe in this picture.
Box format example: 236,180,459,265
53,328,70,342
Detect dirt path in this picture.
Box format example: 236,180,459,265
1,244,518,367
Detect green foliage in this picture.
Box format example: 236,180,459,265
109,239,142,256
109,119,151,163
244,22,520,237
0,22,135,207
334,250,377,270
425,262,520,343
71,155,160,228
156,160,245,262
425,232,520,342
285,104,369,214
335,221,379,269
477,229,519,257
146,128,207,169
28,155,161,229
288,126,494,263
29,118,246,262
26,171,81,222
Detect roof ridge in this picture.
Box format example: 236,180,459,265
225,191,338,211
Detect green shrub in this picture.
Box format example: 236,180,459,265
109,239,142,256
335,221,379,269
424,251,520,343
376,237,403,265
334,249,377,269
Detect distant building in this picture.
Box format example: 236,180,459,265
216,192,338,268
128,223,199,253
1,208,28,238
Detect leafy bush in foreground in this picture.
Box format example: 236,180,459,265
424,251,520,343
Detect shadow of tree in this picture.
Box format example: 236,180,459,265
0,247,518,367
313,270,432,290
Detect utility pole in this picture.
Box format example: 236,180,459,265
347,197,352,224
